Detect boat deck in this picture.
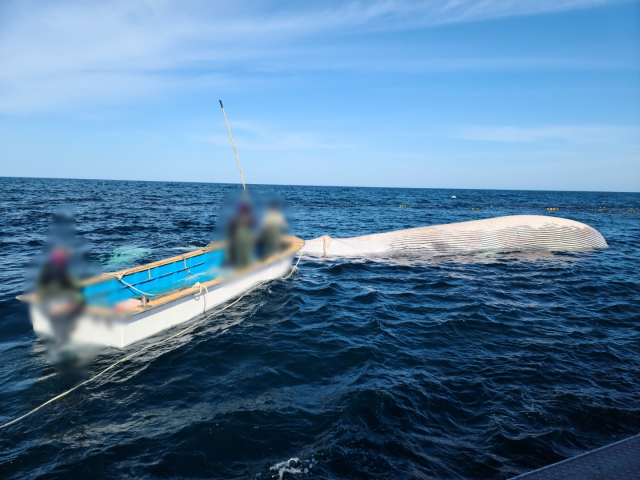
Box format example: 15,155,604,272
511,433,640,479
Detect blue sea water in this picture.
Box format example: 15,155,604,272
0,177,638,479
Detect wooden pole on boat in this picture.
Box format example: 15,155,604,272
219,100,246,190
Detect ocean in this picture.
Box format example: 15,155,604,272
0,177,638,479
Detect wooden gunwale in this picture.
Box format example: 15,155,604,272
82,241,225,286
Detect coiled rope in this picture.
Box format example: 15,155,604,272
0,254,303,431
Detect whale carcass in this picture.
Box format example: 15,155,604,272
302,215,607,257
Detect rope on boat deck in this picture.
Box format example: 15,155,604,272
109,274,210,309
0,253,303,432
106,273,162,297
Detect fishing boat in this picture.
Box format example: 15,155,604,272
19,236,304,348
16,101,306,349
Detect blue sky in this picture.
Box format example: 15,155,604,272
1,0,639,191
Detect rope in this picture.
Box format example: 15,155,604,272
191,282,209,312
1,247,305,432
108,272,198,300
106,273,161,297
282,248,303,280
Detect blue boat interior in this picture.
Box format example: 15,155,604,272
83,248,227,308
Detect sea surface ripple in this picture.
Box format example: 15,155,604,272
0,178,638,479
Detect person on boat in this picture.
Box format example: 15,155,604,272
226,200,256,268
36,248,83,304
259,202,288,259
36,247,85,343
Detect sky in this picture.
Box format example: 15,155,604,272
1,0,639,191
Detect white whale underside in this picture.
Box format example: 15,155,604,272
302,215,608,258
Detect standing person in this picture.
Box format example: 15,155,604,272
227,200,256,268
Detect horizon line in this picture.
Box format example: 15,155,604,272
1,174,638,195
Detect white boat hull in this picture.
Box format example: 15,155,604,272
31,253,295,348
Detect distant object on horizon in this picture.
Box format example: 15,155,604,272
303,215,608,258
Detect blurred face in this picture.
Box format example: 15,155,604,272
50,248,69,268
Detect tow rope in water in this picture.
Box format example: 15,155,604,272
0,251,303,431
282,249,303,280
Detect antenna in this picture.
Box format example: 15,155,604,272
219,100,246,190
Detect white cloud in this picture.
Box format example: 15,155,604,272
0,0,626,113
451,124,640,145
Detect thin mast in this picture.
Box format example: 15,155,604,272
219,100,246,190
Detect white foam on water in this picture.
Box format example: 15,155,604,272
269,457,308,479
171,245,204,251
